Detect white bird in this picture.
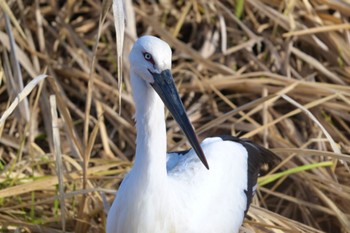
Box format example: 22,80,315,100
106,35,278,233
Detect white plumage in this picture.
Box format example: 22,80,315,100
106,35,278,233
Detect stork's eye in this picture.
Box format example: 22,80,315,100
143,52,155,65
144,53,152,60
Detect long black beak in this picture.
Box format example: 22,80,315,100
150,69,209,170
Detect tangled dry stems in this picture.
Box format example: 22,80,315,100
0,0,350,232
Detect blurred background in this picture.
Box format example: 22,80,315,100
0,0,350,232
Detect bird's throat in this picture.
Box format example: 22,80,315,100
131,74,168,179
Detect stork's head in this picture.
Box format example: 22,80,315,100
129,36,209,170
129,35,172,84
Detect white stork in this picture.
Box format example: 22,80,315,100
106,35,278,233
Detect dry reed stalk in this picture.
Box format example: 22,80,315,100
49,94,66,232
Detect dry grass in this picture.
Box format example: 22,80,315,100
0,0,350,232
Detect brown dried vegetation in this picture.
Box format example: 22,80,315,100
0,0,350,232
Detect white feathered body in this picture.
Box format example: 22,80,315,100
107,137,249,233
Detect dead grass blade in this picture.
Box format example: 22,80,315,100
47,78,83,160
291,47,345,85
281,94,341,154
243,93,339,138
84,0,113,146
0,31,37,78
113,0,125,114
313,186,350,230
0,0,26,39
0,74,47,127
4,13,30,123
283,23,350,37
0,162,121,199
49,95,66,232
96,100,114,159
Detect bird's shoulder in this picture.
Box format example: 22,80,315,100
166,137,226,172
217,135,279,166
167,136,278,168
166,135,279,215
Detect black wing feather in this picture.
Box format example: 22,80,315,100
218,135,280,216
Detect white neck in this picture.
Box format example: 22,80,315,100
130,72,167,179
